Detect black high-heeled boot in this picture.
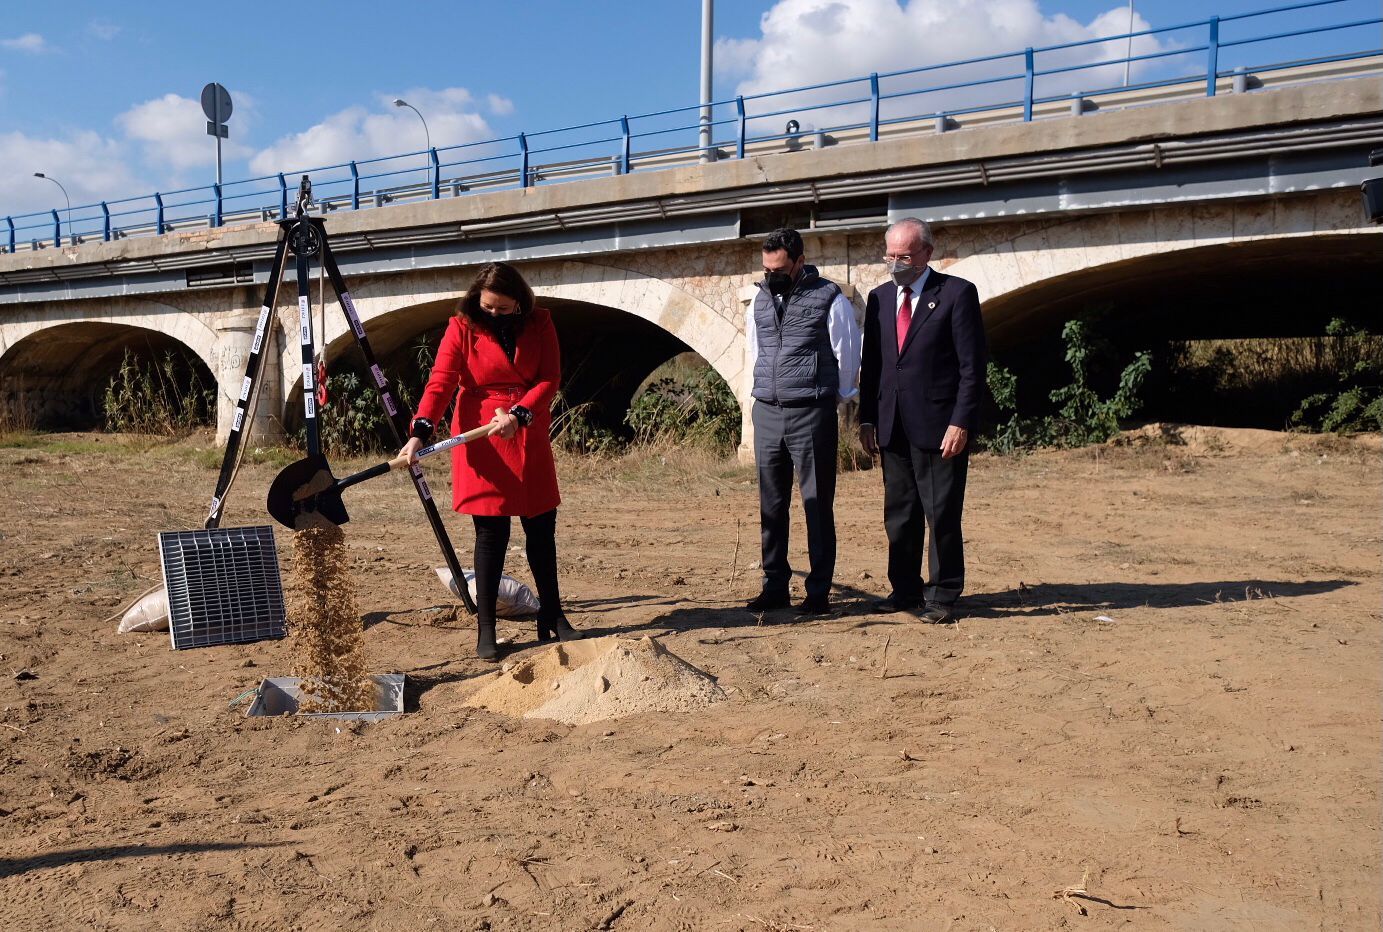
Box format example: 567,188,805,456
536,614,582,643
476,622,500,661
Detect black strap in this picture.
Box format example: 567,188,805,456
295,245,320,458
204,232,289,529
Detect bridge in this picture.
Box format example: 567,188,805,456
1,3,1380,457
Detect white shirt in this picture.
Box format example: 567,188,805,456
744,290,862,403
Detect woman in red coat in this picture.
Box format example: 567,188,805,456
400,262,582,660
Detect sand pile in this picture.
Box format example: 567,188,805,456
463,636,726,725
288,521,373,713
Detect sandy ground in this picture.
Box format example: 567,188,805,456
0,428,1378,931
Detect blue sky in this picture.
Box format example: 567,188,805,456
1,0,1377,216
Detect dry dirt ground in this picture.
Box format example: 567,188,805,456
0,428,1378,931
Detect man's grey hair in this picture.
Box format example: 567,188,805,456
887,217,934,248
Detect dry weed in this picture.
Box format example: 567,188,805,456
1054,866,1093,915
555,441,752,495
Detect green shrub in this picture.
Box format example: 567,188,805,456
1290,318,1383,433
982,319,1152,453
102,349,215,435
983,362,1030,455
1043,319,1152,447
626,367,739,452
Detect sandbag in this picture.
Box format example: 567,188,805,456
117,587,170,633
434,567,540,618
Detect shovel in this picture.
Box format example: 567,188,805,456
267,415,505,529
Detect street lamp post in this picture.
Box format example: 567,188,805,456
33,172,72,244
699,0,714,163
1123,1,1136,87
392,98,432,188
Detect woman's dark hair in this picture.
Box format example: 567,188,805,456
458,262,535,328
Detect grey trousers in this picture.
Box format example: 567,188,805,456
752,399,837,600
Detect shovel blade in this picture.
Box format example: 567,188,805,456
266,454,351,528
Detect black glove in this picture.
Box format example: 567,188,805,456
410,417,434,441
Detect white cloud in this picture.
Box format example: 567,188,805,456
0,130,143,219
249,87,497,177
116,92,255,174
1,33,50,53
0,85,263,220
487,93,515,117
88,20,122,41
716,0,1171,128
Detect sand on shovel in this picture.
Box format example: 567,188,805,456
287,518,373,713
463,635,726,725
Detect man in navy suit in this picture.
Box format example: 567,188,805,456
859,218,987,622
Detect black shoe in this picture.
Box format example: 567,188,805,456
874,596,921,614
746,591,791,613
796,595,831,616
920,603,955,624
476,622,500,661
537,615,583,643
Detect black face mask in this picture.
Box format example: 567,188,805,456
765,270,795,298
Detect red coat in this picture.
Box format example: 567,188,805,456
413,307,561,517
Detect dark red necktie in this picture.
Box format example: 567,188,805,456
897,286,913,352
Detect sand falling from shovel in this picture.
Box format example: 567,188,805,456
288,521,374,713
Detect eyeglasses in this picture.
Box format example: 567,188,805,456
879,244,934,262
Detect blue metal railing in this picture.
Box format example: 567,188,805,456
3,0,1379,255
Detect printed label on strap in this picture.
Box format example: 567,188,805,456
252,306,270,354
304,394,315,419
341,293,365,338
302,363,314,389
412,466,431,500
370,364,387,388
383,393,397,417
232,408,244,432
298,296,311,344
239,376,252,401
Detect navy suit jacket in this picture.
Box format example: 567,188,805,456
859,270,988,450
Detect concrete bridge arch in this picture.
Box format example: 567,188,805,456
939,192,1379,347
0,300,229,431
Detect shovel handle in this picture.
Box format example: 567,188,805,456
387,410,507,471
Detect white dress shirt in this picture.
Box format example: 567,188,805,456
744,290,862,402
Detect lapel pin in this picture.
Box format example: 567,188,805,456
928,301,937,309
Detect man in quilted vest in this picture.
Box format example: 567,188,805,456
744,228,861,616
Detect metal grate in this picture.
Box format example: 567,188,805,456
158,526,287,650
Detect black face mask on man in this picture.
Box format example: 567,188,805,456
765,270,795,298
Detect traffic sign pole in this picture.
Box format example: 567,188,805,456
201,83,234,189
